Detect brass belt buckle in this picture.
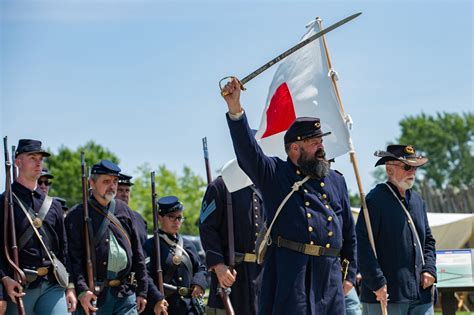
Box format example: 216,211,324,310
36,267,48,277
108,279,121,287
305,244,322,256
243,253,257,263
178,287,189,296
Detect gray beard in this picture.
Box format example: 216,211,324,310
298,148,331,178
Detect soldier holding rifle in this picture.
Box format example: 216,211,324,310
66,160,148,314
0,139,76,314
143,195,207,315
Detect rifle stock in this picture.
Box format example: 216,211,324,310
202,137,234,315
81,152,97,313
3,137,26,315
151,171,164,294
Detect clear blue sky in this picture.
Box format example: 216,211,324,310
1,0,472,195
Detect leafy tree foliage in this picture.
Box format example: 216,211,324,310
398,112,473,188
128,164,206,236
46,141,119,206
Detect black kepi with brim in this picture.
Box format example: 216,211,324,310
118,173,134,186
158,196,184,215
90,160,121,176
15,139,50,157
284,117,331,144
374,144,428,167
40,168,54,179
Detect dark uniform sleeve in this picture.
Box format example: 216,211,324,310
226,112,278,189
186,242,208,291
65,206,89,295
421,202,436,280
356,195,386,292
143,239,164,308
199,178,227,268
127,206,148,298
337,174,357,285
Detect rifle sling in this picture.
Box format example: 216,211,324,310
18,195,53,251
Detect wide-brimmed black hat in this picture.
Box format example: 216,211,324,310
15,139,50,157
40,168,54,179
91,160,121,176
158,196,184,215
118,173,134,186
284,117,331,144
374,144,428,167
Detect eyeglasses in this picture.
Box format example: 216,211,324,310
165,215,185,223
38,180,51,186
388,163,418,172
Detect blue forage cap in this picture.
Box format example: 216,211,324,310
118,173,134,186
15,139,51,157
90,160,121,176
158,195,184,215
283,117,331,144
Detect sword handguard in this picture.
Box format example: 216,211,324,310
219,76,246,97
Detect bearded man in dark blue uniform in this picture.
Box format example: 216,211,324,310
143,196,207,315
199,176,264,315
66,160,148,314
221,78,357,314
356,145,436,315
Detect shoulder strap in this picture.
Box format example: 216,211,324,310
17,194,53,251
263,176,310,247
89,200,131,247
384,183,425,265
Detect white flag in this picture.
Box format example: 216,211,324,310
222,18,351,192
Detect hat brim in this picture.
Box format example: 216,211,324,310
40,174,54,179
375,155,428,167
300,131,332,141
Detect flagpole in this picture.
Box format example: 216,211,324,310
316,17,388,315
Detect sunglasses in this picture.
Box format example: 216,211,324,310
38,180,52,186
165,215,185,223
389,163,418,172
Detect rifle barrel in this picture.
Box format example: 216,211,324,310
151,171,164,294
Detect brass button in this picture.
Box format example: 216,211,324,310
255,223,259,227
304,189,308,193
310,241,314,245
305,201,310,206
296,170,301,175
328,231,334,237
327,216,333,222
308,226,313,232
178,277,183,281
105,239,109,243
322,194,327,199
255,233,259,236
320,182,325,187
297,136,301,140
307,213,312,218
325,205,330,209
103,261,107,265
325,243,331,248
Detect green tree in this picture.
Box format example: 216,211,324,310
46,141,119,206
397,112,474,188
128,164,206,236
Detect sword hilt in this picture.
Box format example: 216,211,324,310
219,76,246,97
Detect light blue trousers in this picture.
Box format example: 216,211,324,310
6,281,67,315
345,287,362,315
74,289,137,315
362,301,434,315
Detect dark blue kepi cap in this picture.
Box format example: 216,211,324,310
40,168,54,179
158,196,184,215
15,139,51,157
284,117,331,144
91,160,121,176
118,173,134,186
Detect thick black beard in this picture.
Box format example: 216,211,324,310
297,148,331,178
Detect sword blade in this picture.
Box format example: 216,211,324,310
240,12,362,85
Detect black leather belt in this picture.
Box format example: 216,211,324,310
274,236,340,257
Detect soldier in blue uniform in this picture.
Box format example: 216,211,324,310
199,176,264,315
356,145,436,315
66,160,148,314
0,139,77,314
143,196,207,315
117,173,148,245
221,78,356,314
37,168,54,195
